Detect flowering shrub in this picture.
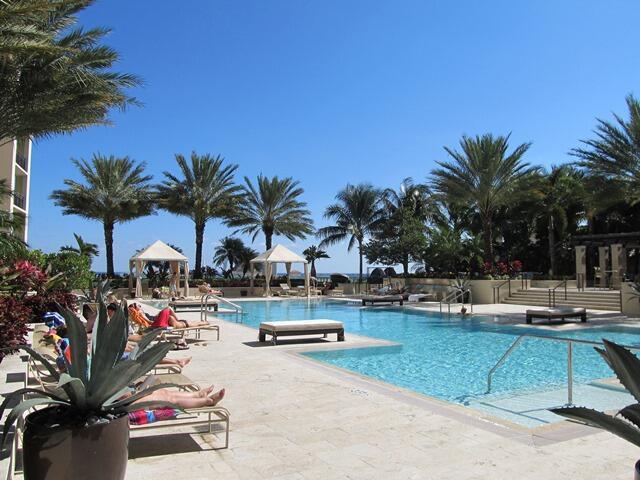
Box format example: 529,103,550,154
0,260,77,360
482,260,524,278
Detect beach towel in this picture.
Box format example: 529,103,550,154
128,408,179,425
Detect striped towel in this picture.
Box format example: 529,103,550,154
128,408,179,425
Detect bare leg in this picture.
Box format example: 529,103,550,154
135,388,225,409
159,357,191,368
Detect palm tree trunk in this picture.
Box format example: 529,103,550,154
264,228,273,250
103,221,115,277
403,253,409,276
358,240,364,293
548,216,556,277
194,222,205,279
482,219,493,264
311,260,317,278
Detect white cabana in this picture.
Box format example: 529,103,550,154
250,244,310,297
129,240,190,298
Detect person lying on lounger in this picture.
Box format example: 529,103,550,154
150,306,210,329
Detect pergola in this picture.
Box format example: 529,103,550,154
129,240,190,298
249,244,310,297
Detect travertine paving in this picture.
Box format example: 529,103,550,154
2,303,638,480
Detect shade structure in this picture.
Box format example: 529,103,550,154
129,240,190,298
249,244,309,297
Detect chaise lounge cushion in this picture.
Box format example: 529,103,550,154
526,307,586,317
260,320,343,332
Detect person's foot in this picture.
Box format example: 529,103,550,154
206,388,225,406
198,385,215,397
176,357,192,368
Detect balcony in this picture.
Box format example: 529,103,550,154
13,192,26,210
15,153,28,172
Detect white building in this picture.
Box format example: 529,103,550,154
0,138,32,243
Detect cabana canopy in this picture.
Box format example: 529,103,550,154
249,244,310,296
129,240,189,298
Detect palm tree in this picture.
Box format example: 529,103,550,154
0,0,141,141
529,166,584,276
318,184,384,284
156,152,240,279
61,233,99,265
238,245,258,279
303,245,330,278
571,94,640,205
431,134,535,263
50,155,154,276
213,237,245,278
227,175,314,250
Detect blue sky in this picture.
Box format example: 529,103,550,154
29,0,640,273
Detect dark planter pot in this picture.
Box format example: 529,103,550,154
23,408,129,480
635,459,640,480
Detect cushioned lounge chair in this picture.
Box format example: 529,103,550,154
361,295,404,306
258,319,345,345
525,307,587,324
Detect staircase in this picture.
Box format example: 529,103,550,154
502,288,621,311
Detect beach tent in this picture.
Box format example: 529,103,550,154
250,244,310,297
129,240,189,298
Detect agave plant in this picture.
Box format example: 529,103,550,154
551,340,640,447
0,294,177,444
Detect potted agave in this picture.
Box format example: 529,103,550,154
551,340,640,479
1,292,177,480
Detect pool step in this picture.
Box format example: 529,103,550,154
502,289,621,311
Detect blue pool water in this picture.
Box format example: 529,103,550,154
239,300,640,405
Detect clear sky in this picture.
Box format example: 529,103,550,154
28,0,640,273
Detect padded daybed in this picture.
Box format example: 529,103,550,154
361,295,404,306
258,319,345,345
525,307,587,324
169,299,218,312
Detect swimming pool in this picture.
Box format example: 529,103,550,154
239,299,637,425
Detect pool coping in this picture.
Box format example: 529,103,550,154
209,298,631,444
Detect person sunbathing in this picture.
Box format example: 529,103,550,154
150,306,210,329
133,385,225,409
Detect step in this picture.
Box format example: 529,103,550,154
507,294,620,305
501,299,620,311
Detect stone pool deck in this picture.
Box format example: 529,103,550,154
2,302,639,479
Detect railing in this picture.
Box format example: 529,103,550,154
548,279,567,307
486,333,640,406
15,153,28,172
13,193,25,210
492,279,511,304
439,288,473,315
201,293,243,322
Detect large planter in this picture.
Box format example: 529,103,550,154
23,407,129,480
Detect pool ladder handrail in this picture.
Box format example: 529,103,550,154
485,333,640,406
439,288,473,315
201,293,243,322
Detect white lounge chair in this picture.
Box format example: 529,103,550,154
258,319,345,345
525,307,587,324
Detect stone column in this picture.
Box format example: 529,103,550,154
575,246,586,290
598,246,610,288
611,244,626,289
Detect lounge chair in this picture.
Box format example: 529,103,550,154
160,323,220,342
279,283,294,296
361,295,404,306
525,307,587,324
328,288,344,297
258,320,345,345
130,405,230,449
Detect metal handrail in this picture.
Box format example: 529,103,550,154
492,279,511,303
200,293,243,322
548,279,567,307
439,288,473,315
486,333,640,405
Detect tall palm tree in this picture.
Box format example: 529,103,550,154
227,175,314,250
0,0,141,141
61,233,99,265
318,184,384,284
431,134,534,263
303,245,330,278
238,245,258,279
530,166,584,276
571,94,640,205
50,155,154,276
213,237,245,279
156,152,239,278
